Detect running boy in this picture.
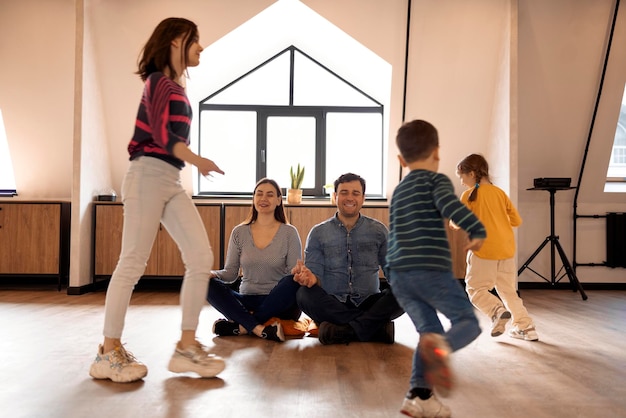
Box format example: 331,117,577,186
386,119,486,418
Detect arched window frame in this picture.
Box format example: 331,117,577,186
196,45,384,198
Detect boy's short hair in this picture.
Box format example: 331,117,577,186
396,119,439,163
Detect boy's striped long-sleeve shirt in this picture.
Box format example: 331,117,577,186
127,72,191,169
386,169,486,272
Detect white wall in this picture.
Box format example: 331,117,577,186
0,0,623,288
0,0,75,198
518,0,625,284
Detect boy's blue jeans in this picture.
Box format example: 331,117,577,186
387,269,481,389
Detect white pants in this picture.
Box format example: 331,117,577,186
103,157,213,338
465,252,533,329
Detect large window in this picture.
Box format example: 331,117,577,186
196,46,384,198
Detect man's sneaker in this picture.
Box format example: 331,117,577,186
371,321,395,344
400,394,451,418
490,307,512,337
89,344,148,383
261,322,285,342
318,322,357,345
418,333,453,397
167,342,225,378
212,319,241,336
508,325,539,341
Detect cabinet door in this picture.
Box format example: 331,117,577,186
446,226,468,279
361,207,389,227
94,205,123,276
223,205,251,244
93,204,158,276
197,205,221,270
155,227,184,276
0,203,61,274
157,205,222,274
286,206,336,258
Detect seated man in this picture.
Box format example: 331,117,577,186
292,173,404,345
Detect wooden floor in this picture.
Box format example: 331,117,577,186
1,286,625,418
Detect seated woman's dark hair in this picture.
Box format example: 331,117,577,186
244,178,287,225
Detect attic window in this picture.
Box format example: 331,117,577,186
0,109,17,197
196,46,384,197
605,84,626,193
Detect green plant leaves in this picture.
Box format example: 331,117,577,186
290,164,305,189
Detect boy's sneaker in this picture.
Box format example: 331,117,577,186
261,322,285,342
89,344,148,383
490,307,512,337
418,333,453,397
508,325,539,341
318,322,357,345
400,394,452,418
167,342,225,377
212,319,241,336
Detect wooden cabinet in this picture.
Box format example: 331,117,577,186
93,203,124,276
446,227,468,279
92,201,466,282
285,206,336,257
223,204,251,246
92,202,221,279
0,201,70,288
150,205,222,275
221,203,389,262
361,207,389,227
197,205,222,272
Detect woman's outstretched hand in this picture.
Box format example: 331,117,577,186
196,157,224,177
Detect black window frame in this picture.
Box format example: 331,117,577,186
196,45,384,198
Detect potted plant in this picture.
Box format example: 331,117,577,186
287,164,305,204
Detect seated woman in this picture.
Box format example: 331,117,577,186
208,178,303,342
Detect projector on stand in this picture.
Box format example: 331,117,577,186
533,177,572,188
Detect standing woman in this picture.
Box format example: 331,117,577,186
209,178,302,342
89,17,225,383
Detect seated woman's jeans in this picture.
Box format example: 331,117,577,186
207,274,301,333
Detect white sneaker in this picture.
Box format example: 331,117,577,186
490,307,511,337
168,342,225,377
509,326,539,341
89,344,148,383
400,395,451,418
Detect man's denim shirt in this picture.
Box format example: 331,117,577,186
304,213,388,306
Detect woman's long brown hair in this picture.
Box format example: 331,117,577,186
243,178,288,225
136,17,198,82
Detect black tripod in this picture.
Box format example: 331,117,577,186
517,187,588,300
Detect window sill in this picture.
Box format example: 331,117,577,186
603,182,626,193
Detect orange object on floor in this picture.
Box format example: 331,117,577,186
306,320,319,338
263,317,312,338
